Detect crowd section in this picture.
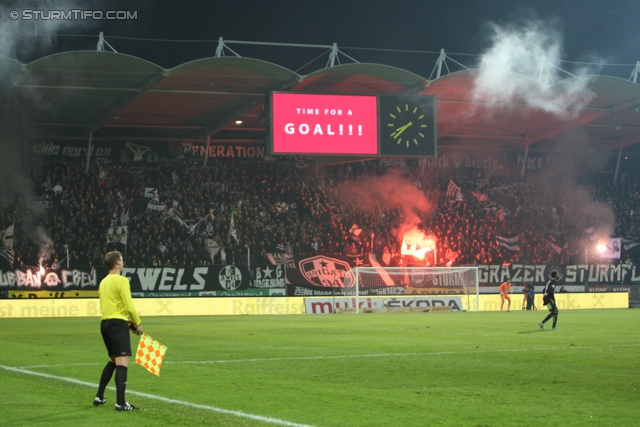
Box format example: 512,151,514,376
2,152,640,270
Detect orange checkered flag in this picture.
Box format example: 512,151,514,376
135,333,167,377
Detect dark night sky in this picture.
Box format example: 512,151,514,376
2,0,640,78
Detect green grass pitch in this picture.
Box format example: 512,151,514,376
1,309,639,426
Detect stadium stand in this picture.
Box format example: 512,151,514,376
2,150,639,270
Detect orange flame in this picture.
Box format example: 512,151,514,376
401,227,436,260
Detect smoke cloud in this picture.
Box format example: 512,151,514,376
0,0,99,263
472,15,616,248
0,1,94,59
473,16,602,119
536,131,616,241
334,168,433,241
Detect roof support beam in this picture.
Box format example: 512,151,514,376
522,99,640,146
614,148,623,184
438,108,488,137
604,132,640,150
15,85,139,92
84,69,168,137
148,89,265,96
194,76,300,140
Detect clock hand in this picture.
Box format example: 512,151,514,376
393,121,412,139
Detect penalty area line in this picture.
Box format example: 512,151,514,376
0,364,315,427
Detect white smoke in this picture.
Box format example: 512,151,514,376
0,1,99,59
473,17,601,119
0,0,99,263
34,225,55,263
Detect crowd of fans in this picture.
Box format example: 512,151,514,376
2,149,640,270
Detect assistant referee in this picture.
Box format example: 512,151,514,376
93,251,143,411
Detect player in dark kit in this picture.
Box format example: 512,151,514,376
539,271,559,330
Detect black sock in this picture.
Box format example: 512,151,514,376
552,314,558,328
115,365,128,406
96,361,116,399
542,313,553,324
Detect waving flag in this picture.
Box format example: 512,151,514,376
446,180,462,204
584,226,596,242
136,334,168,377
547,234,568,254
496,235,520,251
229,213,239,243
1,223,14,248
622,238,640,251
471,191,490,202
0,247,14,268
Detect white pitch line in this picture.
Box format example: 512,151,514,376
15,343,640,370
0,365,315,427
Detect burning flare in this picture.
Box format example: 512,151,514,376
401,228,436,260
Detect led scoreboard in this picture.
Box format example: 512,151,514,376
269,92,437,157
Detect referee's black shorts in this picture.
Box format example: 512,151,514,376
100,319,132,357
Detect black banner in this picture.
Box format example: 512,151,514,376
0,264,287,294
4,263,640,292
477,263,640,285
270,257,640,296
0,266,98,291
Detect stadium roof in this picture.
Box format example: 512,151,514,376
2,50,640,154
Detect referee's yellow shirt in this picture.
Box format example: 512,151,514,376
99,273,141,326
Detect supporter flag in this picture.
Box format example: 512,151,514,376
471,191,490,202
106,226,128,245
547,234,568,254
120,208,129,226
204,239,220,262
144,187,158,201
274,201,289,213
401,237,418,256
584,226,596,242
483,166,502,182
228,214,239,243
446,180,462,204
622,238,640,251
135,333,167,377
0,247,14,268
600,237,621,259
349,224,363,243
1,223,14,249
167,200,185,226
496,235,520,251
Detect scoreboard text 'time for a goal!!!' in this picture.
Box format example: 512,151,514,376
269,92,437,157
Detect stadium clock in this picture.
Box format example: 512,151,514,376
379,94,437,157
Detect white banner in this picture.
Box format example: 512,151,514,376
304,296,462,314
600,238,621,259
147,202,167,211
304,297,385,314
